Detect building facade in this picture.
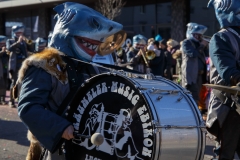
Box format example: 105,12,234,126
0,0,217,43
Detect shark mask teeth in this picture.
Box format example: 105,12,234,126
74,36,102,56
79,39,98,52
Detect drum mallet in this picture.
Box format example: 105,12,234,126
73,132,104,146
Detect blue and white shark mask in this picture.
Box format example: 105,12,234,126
186,22,207,41
35,37,47,52
11,25,24,39
48,31,53,46
133,34,147,50
0,35,7,47
208,0,240,28
49,2,123,62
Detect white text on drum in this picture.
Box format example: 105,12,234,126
111,81,139,105
73,82,140,130
137,105,153,157
85,154,101,160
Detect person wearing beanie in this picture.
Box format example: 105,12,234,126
160,39,172,80
148,41,164,76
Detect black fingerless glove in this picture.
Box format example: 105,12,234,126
230,73,240,86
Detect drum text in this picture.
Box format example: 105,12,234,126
85,154,101,160
137,105,153,157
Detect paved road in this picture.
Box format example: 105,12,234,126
0,103,239,160
0,105,29,160
0,104,217,160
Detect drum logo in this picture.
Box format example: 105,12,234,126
71,80,153,160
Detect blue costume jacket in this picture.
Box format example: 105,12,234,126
207,27,240,128
18,66,71,152
181,39,207,87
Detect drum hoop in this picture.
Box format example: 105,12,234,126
67,72,157,159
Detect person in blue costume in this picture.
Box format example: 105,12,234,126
0,36,8,105
35,37,47,52
17,2,122,160
126,34,148,73
181,22,208,106
206,0,240,159
7,25,34,108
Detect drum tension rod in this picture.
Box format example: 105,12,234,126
152,120,205,129
177,96,183,102
156,96,163,100
155,125,206,129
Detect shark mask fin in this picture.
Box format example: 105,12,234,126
53,3,65,15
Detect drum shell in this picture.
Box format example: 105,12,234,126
135,76,205,160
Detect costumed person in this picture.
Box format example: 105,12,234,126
124,41,132,53
181,22,208,107
172,41,183,84
17,2,123,160
7,25,33,108
166,39,180,76
160,39,172,80
0,36,8,105
147,38,155,50
35,37,47,52
126,34,148,73
206,0,240,159
115,47,127,65
148,41,164,76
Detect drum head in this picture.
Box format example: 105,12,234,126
66,73,155,160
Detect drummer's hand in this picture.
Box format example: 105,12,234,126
18,36,23,43
2,46,6,52
62,125,74,140
200,40,208,47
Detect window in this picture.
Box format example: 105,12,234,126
141,25,145,33
140,5,145,14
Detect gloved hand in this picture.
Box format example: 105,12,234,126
62,125,74,140
230,73,240,86
185,84,192,90
9,70,14,79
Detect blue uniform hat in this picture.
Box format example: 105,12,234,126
0,35,7,43
155,34,162,42
35,37,47,52
186,22,207,39
11,25,24,38
133,34,147,45
208,0,240,28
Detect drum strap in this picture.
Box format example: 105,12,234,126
213,88,240,114
212,89,235,107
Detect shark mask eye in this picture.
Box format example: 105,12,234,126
92,18,100,29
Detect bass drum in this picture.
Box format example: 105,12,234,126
66,72,205,160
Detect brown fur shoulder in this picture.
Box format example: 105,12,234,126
18,47,68,84
26,131,42,160
172,49,182,59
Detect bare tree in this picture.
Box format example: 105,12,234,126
95,0,126,20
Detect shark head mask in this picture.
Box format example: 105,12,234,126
49,2,123,62
208,0,240,28
11,25,24,39
0,35,7,47
186,22,207,42
132,34,147,50
35,37,47,52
